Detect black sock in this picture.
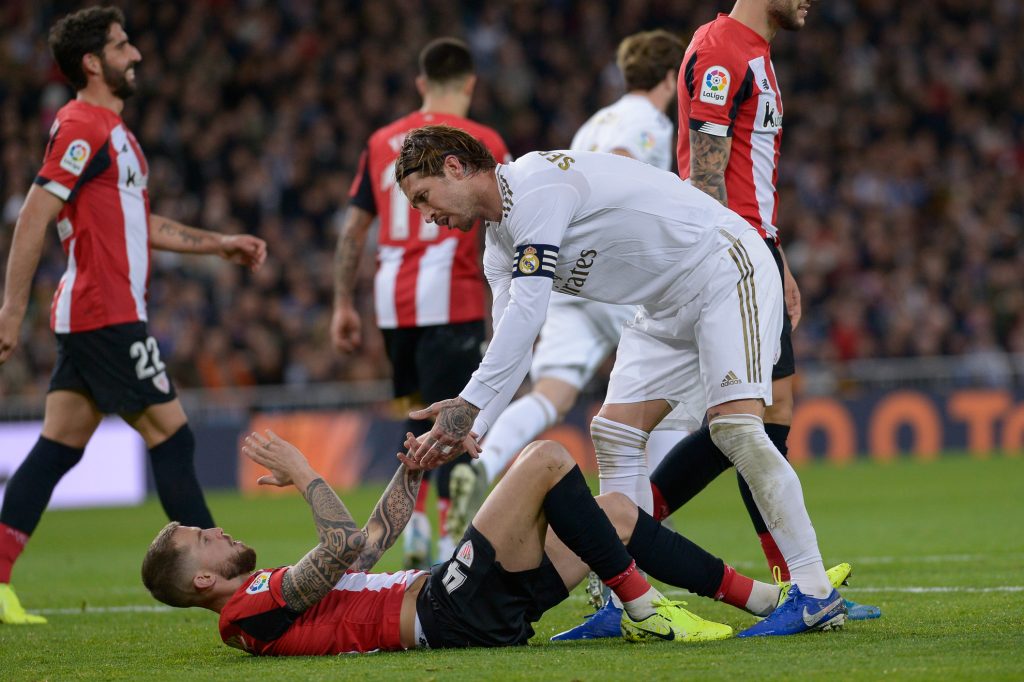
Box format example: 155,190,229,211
0,437,84,535
148,425,214,528
736,423,790,535
626,508,725,598
649,424,733,516
542,465,632,581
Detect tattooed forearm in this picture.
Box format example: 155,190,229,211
281,478,367,612
333,209,373,301
689,130,732,206
351,465,424,571
437,398,479,439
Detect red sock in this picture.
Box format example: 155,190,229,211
436,498,450,537
651,483,670,521
714,563,754,607
0,523,29,584
605,560,650,603
759,531,790,581
414,479,430,513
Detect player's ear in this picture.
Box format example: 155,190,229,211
193,572,216,592
415,75,428,97
461,74,477,97
82,52,101,79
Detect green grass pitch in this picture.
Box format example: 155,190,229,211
1,454,1022,680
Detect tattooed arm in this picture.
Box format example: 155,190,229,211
330,206,375,353
350,463,424,571
148,213,266,270
241,431,366,613
688,130,732,206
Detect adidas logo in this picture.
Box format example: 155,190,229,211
720,371,742,387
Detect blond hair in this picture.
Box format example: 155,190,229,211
617,29,686,92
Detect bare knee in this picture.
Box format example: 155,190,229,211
516,440,576,475
596,492,638,544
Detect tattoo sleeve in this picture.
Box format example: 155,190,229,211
350,465,424,571
689,130,732,206
280,478,367,612
333,209,373,301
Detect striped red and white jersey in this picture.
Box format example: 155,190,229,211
677,14,784,242
35,100,151,333
219,567,426,655
349,111,510,329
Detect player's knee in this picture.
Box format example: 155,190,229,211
518,439,573,472
596,492,637,543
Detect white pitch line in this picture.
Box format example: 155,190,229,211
34,586,1024,616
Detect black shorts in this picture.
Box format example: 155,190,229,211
381,321,485,402
415,525,569,648
765,239,795,381
49,321,177,414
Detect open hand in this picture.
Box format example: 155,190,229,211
242,430,312,487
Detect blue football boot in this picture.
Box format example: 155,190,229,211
844,599,882,620
737,585,846,637
550,600,624,641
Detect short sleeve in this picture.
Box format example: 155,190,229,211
34,114,110,201
686,48,752,138
348,147,377,214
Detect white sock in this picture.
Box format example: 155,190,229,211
591,416,652,514
709,414,831,598
480,393,558,483
622,585,663,622
645,428,689,475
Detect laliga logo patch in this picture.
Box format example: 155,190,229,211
518,246,540,275
699,66,730,105
639,131,655,151
246,571,272,594
152,371,171,394
60,139,92,176
456,540,474,568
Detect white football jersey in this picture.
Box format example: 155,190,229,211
464,150,753,432
570,93,674,171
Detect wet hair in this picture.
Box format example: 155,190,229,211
141,522,195,608
419,37,474,85
616,29,686,92
49,6,125,90
395,124,496,182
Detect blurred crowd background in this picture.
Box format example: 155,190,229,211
1,0,1022,401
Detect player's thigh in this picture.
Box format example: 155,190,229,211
40,390,102,447
698,231,783,418
530,297,630,389
471,441,572,572
417,321,485,403
122,398,188,448
605,316,703,432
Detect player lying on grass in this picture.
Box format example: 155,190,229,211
142,431,845,654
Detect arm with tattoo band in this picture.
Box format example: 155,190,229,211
688,129,732,206
148,213,266,271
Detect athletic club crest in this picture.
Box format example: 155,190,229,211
152,371,171,394
456,540,474,568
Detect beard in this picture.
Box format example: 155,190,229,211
101,57,138,99
217,546,258,580
768,0,804,31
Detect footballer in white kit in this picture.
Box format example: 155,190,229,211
396,125,843,627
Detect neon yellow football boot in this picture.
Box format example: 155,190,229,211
776,562,852,607
621,597,733,642
0,584,47,624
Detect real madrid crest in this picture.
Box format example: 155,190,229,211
518,246,540,275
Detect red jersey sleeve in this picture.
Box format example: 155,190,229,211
35,112,110,202
348,146,377,214
686,45,754,138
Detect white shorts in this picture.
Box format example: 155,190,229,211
605,229,783,432
530,292,636,389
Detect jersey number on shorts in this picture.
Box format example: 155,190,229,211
442,562,467,594
383,161,439,242
130,337,167,380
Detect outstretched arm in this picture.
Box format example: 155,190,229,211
241,431,366,613
350,441,424,571
148,213,266,271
